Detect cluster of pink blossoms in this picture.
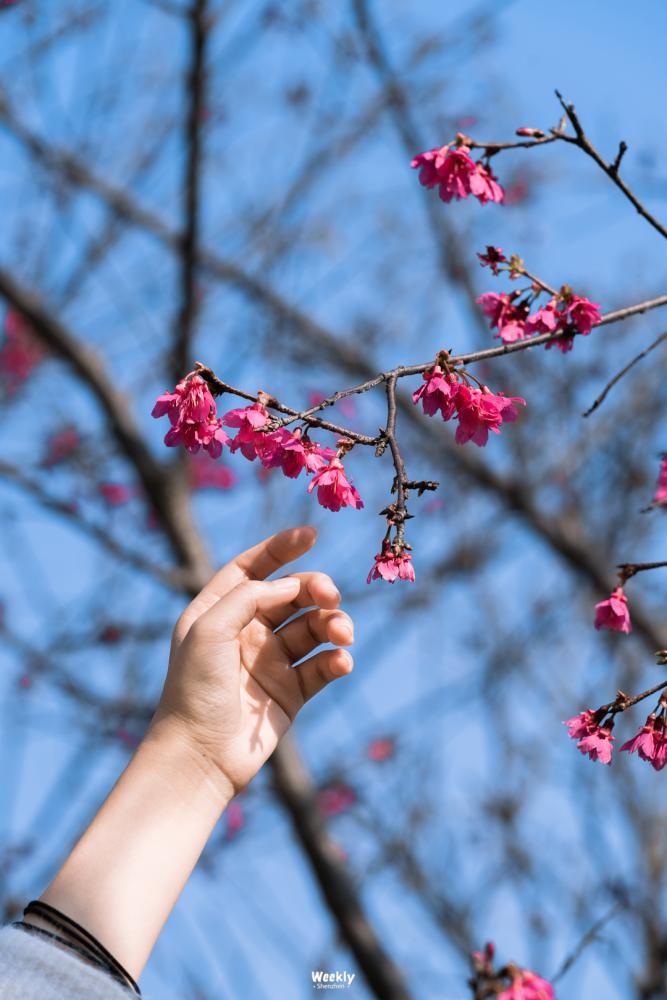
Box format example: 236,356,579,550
476,247,601,352
412,362,525,447
411,140,504,205
470,943,553,1000
367,540,415,584
594,586,632,634
565,707,667,770
152,372,363,513
152,373,229,457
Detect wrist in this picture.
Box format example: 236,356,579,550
142,712,236,814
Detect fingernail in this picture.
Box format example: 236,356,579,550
272,576,300,591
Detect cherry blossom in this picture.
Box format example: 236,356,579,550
477,246,506,275
412,365,459,420
190,455,237,491
620,714,663,768
317,781,357,818
454,385,526,447
576,724,615,765
41,427,81,468
563,293,601,335
594,587,632,634
477,291,528,343
563,709,599,740
498,969,554,1000
99,483,134,507
307,457,363,512
653,457,667,506
0,308,44,392
524,300,563,336
411,144,504,205
153,373,229,457
222,401,271,461
367,737,395,762
367,542,415,584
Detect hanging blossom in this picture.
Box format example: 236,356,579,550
367,541,415,584
412,363,526,448
307,456,363,512
620,714,667,771
564,709,615,765
411,140,504,205
152,372,229,458
498,969,554,1000
594,586,632,634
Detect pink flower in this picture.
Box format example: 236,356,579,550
0,308,44,392
303,439,337,473
367,542,415,584
307,457,363,512
189,455,237,491
524,300,563,336
259,427,335,479
410,147,446,188
41,427,81,468
498,970,554,1000
222,402,271,461
412,365,459,420
99,483,134,507
477,246,506,275
594,587,632,634
577,724,615,765
515,127,546,138
620,714,661,766
153,373,230,458
477,292,528,343
367,737,395,762
468,161,504,205
411,145,504,205
653,458,667,506
317,781,357,818
564,294,601,335
563,709,599,740
454,385,526,447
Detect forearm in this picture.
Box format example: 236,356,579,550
35,718,233,980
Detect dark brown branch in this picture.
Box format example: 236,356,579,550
171,0,208,385
271,735,412,1000
583,330,667,417
553,91,667,241
618,560,667,582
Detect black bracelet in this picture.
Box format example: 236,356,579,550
18,900,141,996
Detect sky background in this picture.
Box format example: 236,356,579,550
1,1,667,998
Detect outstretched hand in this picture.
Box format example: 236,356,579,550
150,525,354,800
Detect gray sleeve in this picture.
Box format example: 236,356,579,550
0,924,135,999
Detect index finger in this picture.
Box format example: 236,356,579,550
173,526,319,642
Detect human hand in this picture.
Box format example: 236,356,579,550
149,525,354,802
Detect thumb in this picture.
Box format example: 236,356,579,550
190,576,301,644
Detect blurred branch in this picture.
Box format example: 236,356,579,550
0,460,184,590
171,0,209,385
271,736,412,1000
551,902,624,985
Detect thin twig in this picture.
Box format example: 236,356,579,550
551,902,624,984
583,330,667,417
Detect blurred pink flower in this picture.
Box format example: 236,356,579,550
594,587,632,634
317,781,357,818
367,737,395,762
